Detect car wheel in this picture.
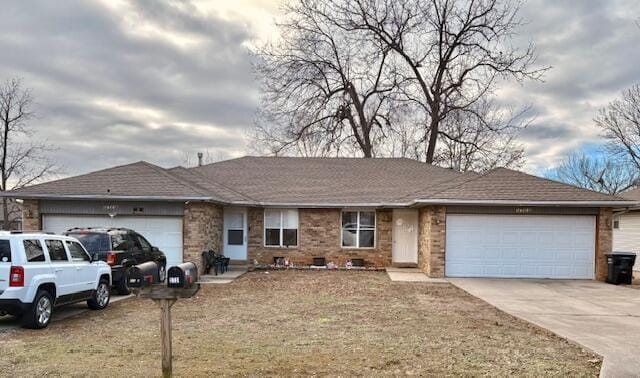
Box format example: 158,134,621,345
115,272,131,295
22,290,53,329
88,279,111,310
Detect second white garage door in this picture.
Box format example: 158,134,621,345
445,214,595,279
42,215,183,268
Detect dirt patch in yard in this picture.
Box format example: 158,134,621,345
0,271,600,376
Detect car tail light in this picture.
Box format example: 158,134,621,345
9,266,24,287
106,252,116,266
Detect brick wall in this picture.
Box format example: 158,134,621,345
183,202,223,273
248,208,392,267
21,199,41,231
417,206,446,277
595,207,613,281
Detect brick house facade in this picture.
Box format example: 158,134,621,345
10,158,627,281
247,208,392,267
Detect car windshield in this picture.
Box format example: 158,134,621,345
68,233,110,252
0,239,10,262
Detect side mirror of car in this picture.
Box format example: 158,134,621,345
152,246,159,252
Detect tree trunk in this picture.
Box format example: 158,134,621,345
425,107,440,164
2,197,7,230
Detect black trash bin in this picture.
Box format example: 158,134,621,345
606,252,637,285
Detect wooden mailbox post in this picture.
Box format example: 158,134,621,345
133,284,200,378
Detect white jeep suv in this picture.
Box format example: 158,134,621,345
0,232,112,329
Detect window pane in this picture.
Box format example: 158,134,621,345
46,240,68,261
283,229,297,246
228,229,243,245
342,229,357,247
227,212,243,229
136,235,152,251
69,233,110,252
283,209,298,229
342,212,358,229
111,233,129,251
67,241,90,262
265,209,281,228
24,240,45,262
0,240,11,262
265,228,281,246
360,212,375,228
359,230,375,248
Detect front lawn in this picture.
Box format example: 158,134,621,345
0,271,600,376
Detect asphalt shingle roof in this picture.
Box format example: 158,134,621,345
10,161,210,200
5,157,632,206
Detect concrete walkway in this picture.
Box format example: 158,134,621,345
449,278,640,378
199,267,247,284
0,294,132,332
385,267,448,283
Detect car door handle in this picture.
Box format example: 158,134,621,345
54,269,63,272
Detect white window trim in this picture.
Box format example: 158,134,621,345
264,209,299,248
341,210,376,249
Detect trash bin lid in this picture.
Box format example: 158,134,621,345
606,251,637,256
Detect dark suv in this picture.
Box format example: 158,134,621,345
64,228,166,295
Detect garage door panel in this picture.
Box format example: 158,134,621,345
42,215,183,268
445,215,595,279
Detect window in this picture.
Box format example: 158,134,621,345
68,233,110,252
226,212,244,245
135,234,152,252
46,240,69,261
66,241,91,262
111,233,130,251
0,240,11,262
24,239,45,262
613,216,620,229
264,209,298,247
342,211,375,248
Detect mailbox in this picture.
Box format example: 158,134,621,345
167,262,198,289
127,261,163,288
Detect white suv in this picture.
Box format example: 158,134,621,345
0,232,112,329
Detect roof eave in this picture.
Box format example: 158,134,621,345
413,199,638,207
1,193,215,202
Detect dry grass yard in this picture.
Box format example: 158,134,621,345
0,271,600,377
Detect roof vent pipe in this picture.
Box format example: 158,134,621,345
197,152,203,167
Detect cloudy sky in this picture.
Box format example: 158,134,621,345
1,0,639,177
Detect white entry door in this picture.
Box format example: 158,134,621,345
445,214,595,279
392,209,419,264
223,207,248,261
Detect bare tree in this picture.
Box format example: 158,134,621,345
596,84,640,171
330,0,547,163
253,0,401,157
0,79,56,229
547,153,638,195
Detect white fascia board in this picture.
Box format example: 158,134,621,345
413,199,638,207
2,194,213,202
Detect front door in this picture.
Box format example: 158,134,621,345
223,207,248,261
392,209,419,265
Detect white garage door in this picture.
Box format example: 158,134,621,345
445,215,595,279
42,215,183,268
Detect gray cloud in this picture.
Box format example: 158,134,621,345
0,0,257,175
0,0,638,177
503,0,640,172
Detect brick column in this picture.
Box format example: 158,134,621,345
418,205,446,277
21,199,41,231
595,207,613,282
183,202,223,274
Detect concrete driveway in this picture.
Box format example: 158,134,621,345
0,294,132,332
449,279,640,377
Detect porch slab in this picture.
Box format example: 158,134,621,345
385,268,448,283
199,268,247,284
